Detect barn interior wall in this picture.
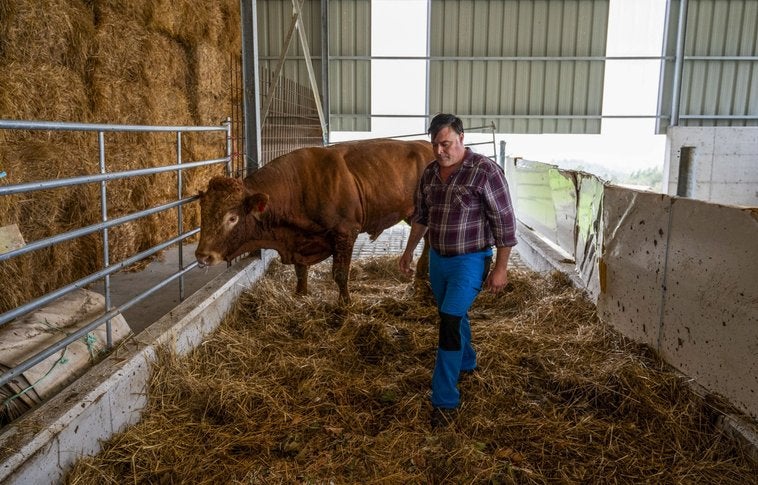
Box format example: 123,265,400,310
663,127,758,206
506,157,758,421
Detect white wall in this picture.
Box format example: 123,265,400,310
664,127,758,207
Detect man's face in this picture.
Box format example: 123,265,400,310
431,126,465,168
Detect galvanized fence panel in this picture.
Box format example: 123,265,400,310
0,119,231,412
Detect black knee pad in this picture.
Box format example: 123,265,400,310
439,312,462,351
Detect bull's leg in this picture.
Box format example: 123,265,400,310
332,231,357,305
295,263,308,295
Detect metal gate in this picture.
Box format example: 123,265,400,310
0,119,231,424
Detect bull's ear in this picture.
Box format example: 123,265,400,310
243,193,269,219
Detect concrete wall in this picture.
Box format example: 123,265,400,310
664,127,758,206
598,189,758,421
506,156,758,423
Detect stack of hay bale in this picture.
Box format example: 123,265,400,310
0,0,242,314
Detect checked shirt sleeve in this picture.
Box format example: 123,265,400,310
482,162,517,248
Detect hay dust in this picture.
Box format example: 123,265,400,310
66,257,756,484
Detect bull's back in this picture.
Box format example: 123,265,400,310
337,139,433,235
244,140,432,237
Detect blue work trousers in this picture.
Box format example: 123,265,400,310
429,247,492,409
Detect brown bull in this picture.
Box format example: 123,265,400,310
195,138,433,304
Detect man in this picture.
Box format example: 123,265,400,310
399,113,517,427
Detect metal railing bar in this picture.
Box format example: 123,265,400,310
463,124,494,131
0,260,200,389
266,55,676,62
98,131,113,348
0,158,227,196
680,114,758,120
0,119,229,410
270,54,758,63
176,131,185,301
685,56,758,61
0,229,200,327
224,118,233,176
325,124,497,145
0,119,227,133
336,114,663,120
333,113,755,122
0,196,198,263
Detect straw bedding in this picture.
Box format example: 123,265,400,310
65,257,756,484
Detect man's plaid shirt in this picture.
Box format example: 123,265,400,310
412,148,517,256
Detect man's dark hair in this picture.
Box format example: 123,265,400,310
428,113,464,139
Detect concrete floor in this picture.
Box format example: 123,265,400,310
96,224,524,335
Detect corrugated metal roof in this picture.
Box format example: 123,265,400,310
257,0,370,132
657,0,758,131
255,1,756,137
429,0,610,134
328,0,371,131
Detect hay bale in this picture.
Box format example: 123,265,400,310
217,0,242,55
148,0,223,45
92,0,151,23
96,144,181,255
193,41,230,125
0,0,239,315
64,258,758,483
0,0,95,74
89,8,150,124
0,138,105,313
141,31,192,125
0,61,91,122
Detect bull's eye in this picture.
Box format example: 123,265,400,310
225,213,239,228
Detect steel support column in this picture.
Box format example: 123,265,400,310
240,0,262,174
670,0,688,127
321,0,330,141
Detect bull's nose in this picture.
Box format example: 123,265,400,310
195,251,212,268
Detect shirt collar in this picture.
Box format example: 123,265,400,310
461,147,475,166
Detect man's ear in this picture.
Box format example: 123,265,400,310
243,193,269,219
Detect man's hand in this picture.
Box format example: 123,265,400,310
485,246,512,293
484,266,508,293
398,223,427,278
398,251,414,277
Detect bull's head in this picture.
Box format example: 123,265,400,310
195,176,269,267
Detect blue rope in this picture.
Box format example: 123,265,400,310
84,333,98,359
2,348,69,410
2,330,101,412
